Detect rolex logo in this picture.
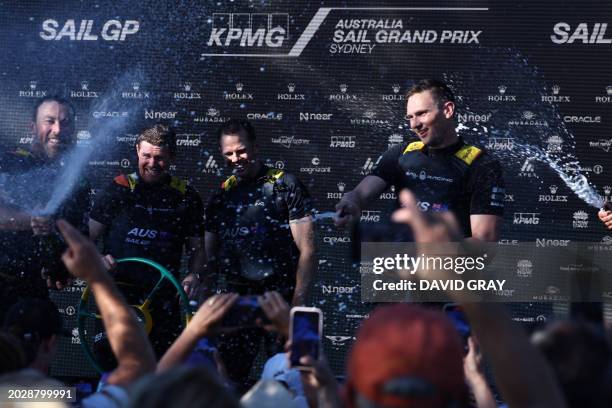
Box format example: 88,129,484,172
549,185,558,194
287,83,295,92
30,81,37,90
337,182,346,192
81,81,89,91
498,85,507,94
392,84,400,93
236,83,244,92
132,82,140,91
552,84,560,95
183,82,192,92
340,84,348,93
604,185,611,195
606,86,612,96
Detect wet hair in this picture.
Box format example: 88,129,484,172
136,124,177,156
406,79,456,106
128,366,240,408
216,119,256,146
531,320,612,408
32,95,75,122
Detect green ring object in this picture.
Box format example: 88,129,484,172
77,257,193,374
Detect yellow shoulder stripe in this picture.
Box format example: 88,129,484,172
221,175,237,191
170,176,187,194
454,145,482,165
402,141,424,154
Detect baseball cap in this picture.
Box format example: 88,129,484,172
345,304,468,408
3,298,68,342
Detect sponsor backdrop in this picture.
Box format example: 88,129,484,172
1,1,611,378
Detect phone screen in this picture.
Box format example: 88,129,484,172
444,304,471,353
290,310,321,367
220,296,268,328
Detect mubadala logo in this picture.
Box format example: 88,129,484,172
486,137,514,151
551,22,612,44
330,135,355,148
361,157,375,175
516,259,533,278
145,110,177,120
93,111,128,119
70,81,99,98
194,107,230,123
536,238,571,247
247,112,282,121
277,83,305,100
329,84,358,101
595,86,612,103
388,133,403,148
201,156,220,175
271,135,310,148
322,285,356,293
381,84,405,101
176,133,202,147
513,212,540,225
225,82,254,100
300,157,331,174
518,158,537,178
458,112,492,124
360,210,381,223
40,19,140,41
564,115,602,124
300,112,333,121
206,13,289,48
546,135,563,152
19,81,47,98
508,111,548,126
322,236,351,245
327,182,346,199
351,111,390,126
122,82,150,99
542,84,570,103
488,85,516,102
174,82,202,100
539,185,568,202
589,138,612,152
572,210,589,228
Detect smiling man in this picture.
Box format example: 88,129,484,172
335,79,504,242
88,124,206,354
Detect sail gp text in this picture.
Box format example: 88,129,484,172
330,19,481,54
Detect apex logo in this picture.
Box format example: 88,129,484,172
40,19,139,41
207,13,289,48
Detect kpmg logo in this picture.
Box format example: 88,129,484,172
539,185,568,202
40,19,139,41
277,83,305,100
516,260,533,278
327,182,346,199
18,81,47,98
513,212,540,225
194,107,230,123
361,210,381,223
329,84,358,101
174,82,202,100
542,84,570,103
330,135,355,148
508,111,548,126
488,85,517,102
300,157,331,174
176,133,203,147
551,22,612,44
122,82,150,99
546,135,563,152
70,81,99,98
271,135,310,148
206,13,289,49
595,86,612,103
381,84,405,101
572,211,589,228
588,138,612,152
388,133,403,148
225,82,254,101
486,137,514,151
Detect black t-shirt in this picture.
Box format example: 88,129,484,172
90,173,204,278
205,165,312,283
0,148,91,276
372,138,504,236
